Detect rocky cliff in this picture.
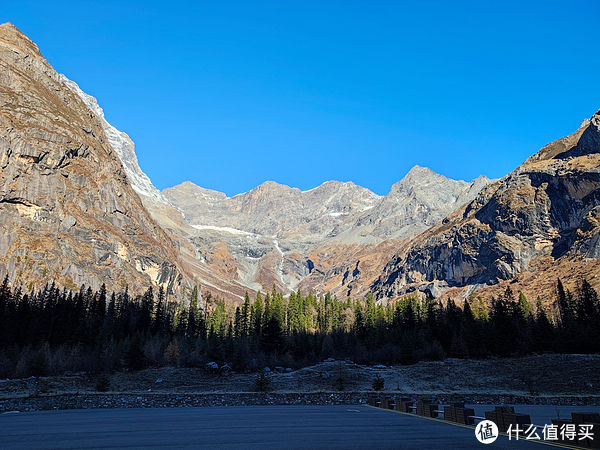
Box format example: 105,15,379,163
371,111,600,299
0,23,185,295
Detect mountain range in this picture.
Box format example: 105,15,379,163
1,22,599,304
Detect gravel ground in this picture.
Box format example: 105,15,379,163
0,354,598,412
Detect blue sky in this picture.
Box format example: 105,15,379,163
3,1,599,196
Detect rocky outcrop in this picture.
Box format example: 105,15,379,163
372,111,600,298
161,180,383,295
0,23,186,295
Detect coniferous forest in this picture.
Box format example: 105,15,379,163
0,275,599,378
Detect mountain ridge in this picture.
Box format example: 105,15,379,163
2,22,598,304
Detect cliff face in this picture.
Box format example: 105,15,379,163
372,111,600,298
59,75,165,203
0,23,185,295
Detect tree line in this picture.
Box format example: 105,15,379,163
0,275,598,378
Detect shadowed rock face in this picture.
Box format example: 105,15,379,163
0,23,185,295
372,111,600,298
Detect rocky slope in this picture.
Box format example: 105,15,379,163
371,111,600,299
162,180,380,293
0,23,185,295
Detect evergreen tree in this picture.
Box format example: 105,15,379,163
252,292,264,336
518,292,533,319
152,286,166,335
557,279,576,326
187,286,199,339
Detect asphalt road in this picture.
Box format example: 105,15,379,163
0,405,547,449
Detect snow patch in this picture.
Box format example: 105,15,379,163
273,239,285,283
191,225,254,236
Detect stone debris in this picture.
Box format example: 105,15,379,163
0,392,596,413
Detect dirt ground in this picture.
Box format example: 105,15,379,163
1,354,598,399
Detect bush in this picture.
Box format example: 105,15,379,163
372,374,384,391
15,346,49,378
124,335,146,371
254,371,271,392
95,373,111,392
163,340,180,367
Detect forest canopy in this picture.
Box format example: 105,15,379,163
0,276,598,378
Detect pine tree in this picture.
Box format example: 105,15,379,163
576,279,600,324
534,297,554,351
252,292,264,336
518,292,533,319
139,287,154,333
556,279,576,326
187,286,199,339
174,294,188,337
124,334,146,370
241,292,251,337
152,286,166,335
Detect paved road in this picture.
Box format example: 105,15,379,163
0,405,545,449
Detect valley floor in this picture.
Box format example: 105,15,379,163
0,354,598,401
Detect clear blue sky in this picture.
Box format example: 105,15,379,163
3,1,599,196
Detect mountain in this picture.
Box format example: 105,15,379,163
163,179,381,242
371,111,600,300
5,22,592,305
162,180,382,293
163,170,493,297
330,166,494,243
0,23,185,295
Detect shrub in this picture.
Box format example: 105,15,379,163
254,370,271,392
372,374,384,391
95,374,111,392
163,340,180,367
15,346,49,378
124,335,146,371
